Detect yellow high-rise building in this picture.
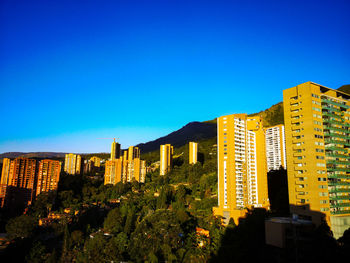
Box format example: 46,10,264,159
189,142,198,164
90,156,101,167
104,145,146,184
104,158,123,185
111,139,121,160
265,124,287,171
160,144,173,176
213,114,269,224
283,81,350,238
64,153,81,175
0,158,11,207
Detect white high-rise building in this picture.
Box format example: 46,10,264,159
265,125,286,171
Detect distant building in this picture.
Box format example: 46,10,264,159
160,144,173,176
83,159,93,174
0,157,37,208
64,153,81,175
189,142,198,164
283,81,350,239
111,139,121,160
265,124,286,171
0,158,11,207
213,114,269,224
104,158,123,185
36,159,61,196
104,145,146,185
90,156,101,167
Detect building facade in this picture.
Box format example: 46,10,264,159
90,156,101,167
265,124,287,171
36,159,61,196
213,114,269,224
160,144,173,176
111,139,121,160
64,153,81,175
104,145,146,185
189,142,198,164
283,81,350,238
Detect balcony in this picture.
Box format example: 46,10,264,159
322,98,350,109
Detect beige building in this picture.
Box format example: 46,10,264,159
265,124,287,171
64,153,81,175
160,144,173,175
213,114,269,224
283,81,350,238
111,139,121,160
189,142,198,164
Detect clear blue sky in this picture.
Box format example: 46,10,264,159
1,0,349,153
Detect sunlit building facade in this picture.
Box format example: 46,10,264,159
36,159,61,196
283,81,350,238
160,144,173,176
213,114,269,224
265,124,287,171
111,139,121,160
189,142,198,164
64,153,81,175
90,156,101,167
104,145,146,184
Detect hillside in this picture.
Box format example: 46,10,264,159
338,84,350,95
136,121,216,153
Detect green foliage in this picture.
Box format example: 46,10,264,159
104,207,124,234
249,102,284,127
6,215,37,239
25,241,48,263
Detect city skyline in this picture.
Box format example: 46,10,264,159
1,0,349,153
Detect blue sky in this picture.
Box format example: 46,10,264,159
0,0,349,153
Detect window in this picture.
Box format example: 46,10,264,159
316,148,324,153
312,94,320,99
318,185,327,189
319,192,328,197
316,156,324,160
316,163,326,167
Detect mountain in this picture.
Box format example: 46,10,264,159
338,85,350,95
0,152,67,161
136,121,217,153
249,102,284,128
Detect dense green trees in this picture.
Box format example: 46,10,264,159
6,214,37,239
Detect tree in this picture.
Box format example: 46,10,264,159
104,207,124,234
25,241,47,263
6,215,37,239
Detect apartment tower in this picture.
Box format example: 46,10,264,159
64,153,81,175
283,81,350,238
265,124,287,171
160,144,173,176
105,145,146,184
189,142,198,164
213,114,269,224
111,139,121,160
36,159,61,196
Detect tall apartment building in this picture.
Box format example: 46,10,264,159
0,158,11,207
213,114,269,224
0,157,37,208
189,142,198,164
111,139,121,160
283,81,350,238
160,144,173,175
64,153,81,175
104,145,146,185
36,159,61,196
90,156,101,167
265,124,287,171
104,158,123,185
